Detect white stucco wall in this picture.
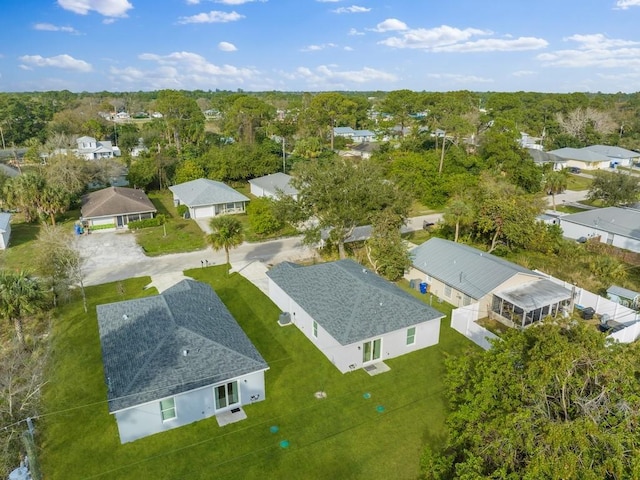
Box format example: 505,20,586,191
114,370,266,443
560,221,640,253
268,278,441,373
0,225,10,249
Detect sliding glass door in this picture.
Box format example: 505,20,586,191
214,381,239,410
362,338,382,363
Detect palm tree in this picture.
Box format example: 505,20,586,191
544,170,568,211
443,193,475,242
0,270,46,346
208,215,244,266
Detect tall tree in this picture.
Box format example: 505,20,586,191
208,215,245,266
306,93,361,149
543,170,569,211
0,271,46,346
289,157,410,259
443,193,475,242
422,319,640,479
155,90,205,152
588,170,640,206
365,209,411,280
223,95,275,144
380,90,420,136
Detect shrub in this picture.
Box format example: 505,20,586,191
128,214,166,230
176,204,189,218
247,198,283,235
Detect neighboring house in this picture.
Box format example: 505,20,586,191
519,132,543,150
547,147,610,171
408,238,572,327
97,279,268,443
527,148,567,171
607,285,640,309
558,207,640,253
248,173,298,200
81,186,156,230
169,178,249,219
349,142,380,159
267,259,444,373
75,136,121,160
537,210,565,226
584,145,640,168
0,213,11,249
351,129,376,143
333,127,355,139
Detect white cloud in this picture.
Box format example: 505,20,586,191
57,0,132,17
433,36,548,53
427,73,493,84
332,5,371,14
512,70,536,77
186,0,200,4
615,0,640,9
214,0,267,3
537,33,640,69
178,10,244,23
300,43,338,52
343,46,353,51
371,18,407,32
284,64,397,88
218,41,237,51
33,23,79,34
376,23,547,53
348,27,364,36
316,0,341,2
19,54,92,72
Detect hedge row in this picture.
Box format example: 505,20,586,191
128,214,166,230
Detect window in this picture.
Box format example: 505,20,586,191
406,327,416,345
444,285,452,298
160,398,176,421
312,320,318,338
215,381,239,410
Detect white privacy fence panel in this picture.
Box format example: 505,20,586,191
451,303,498,350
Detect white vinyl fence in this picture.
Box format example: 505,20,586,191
450,303,499,350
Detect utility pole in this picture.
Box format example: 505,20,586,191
0,125,5,150
282,136,286,174
438,131,447,174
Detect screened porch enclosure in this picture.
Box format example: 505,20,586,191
490,279,573,328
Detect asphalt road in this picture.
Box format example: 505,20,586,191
79,213,444,286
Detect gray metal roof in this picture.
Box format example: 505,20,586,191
494,279,572,310
607,285,640,300
0,213,10,233
410,238,540,300
559,207,640,241
584,145,640,160
169,178,249,207
266,259,443,345
248,173,298,196
97,280,268,412
527,148,566,164
548,147,610,163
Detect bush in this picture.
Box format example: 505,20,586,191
247,198,283,235
89,223,115,231
128,214,166,230
176,204,189,218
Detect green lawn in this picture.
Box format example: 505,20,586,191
565,174,592,191
40,266,476,480
134,191,207,255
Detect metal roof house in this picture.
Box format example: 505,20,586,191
558,207,640,253
81,186,156,230
248,173,298,200
584,145,640,167
169,178,249,219
607,285,640,309
526,148,567,171
0,212,11,249
547,147,611,170
97,279,268,443
408,238,572,328
267,260,444,373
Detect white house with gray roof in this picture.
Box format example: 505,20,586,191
266,259,444,373
584,145,640,168
97,280,268,443
408,238,572,327
248,173,298,200
0,212,11,249
548,147,611,170
169,178,249,219
558,207,640,253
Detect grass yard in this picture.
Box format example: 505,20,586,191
134,191,207,255
565,174,592,191
39,266,476,480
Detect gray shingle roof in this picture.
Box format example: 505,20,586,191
168,178,249,207
248,173,298,196
97,280,268,412
559,207,640,241
410,238,539,300
266,259,443,345
547,147,609,163
81,187,156,219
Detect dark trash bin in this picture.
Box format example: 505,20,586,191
581,307,595,320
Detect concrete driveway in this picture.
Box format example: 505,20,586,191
75,230,147,272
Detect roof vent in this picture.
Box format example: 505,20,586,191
122,314,129,321
182,349,189,357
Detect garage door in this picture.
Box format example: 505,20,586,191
193,206,215,218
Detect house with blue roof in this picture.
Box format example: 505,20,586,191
408,238,572,328
97,280,268,443
267,259,444,373
169,178,249,219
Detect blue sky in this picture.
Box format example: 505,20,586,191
1,0,640,93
